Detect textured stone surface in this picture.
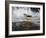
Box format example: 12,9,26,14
12,21,40,31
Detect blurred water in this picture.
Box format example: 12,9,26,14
12,7,40,31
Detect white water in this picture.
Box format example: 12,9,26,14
12,7,40,26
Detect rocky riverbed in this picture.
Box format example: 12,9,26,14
12,21,40,31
